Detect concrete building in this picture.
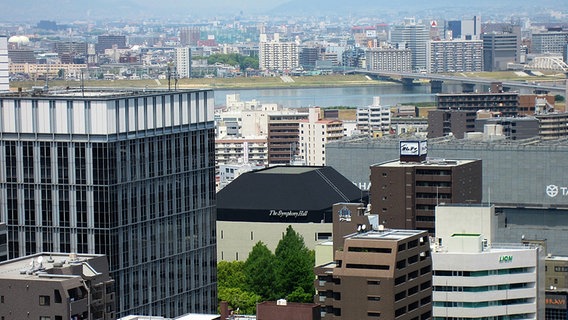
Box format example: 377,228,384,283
216,166,364,262
0,252,115,320
259,33,299,72
0,36,7,91
369,146,482,234
0,88,217,317
7,48,36,64
356,96,392,137
257,300,320,320
432,204,545,320
326,136,568,257
215,137,268,167
299,107,344,166
531,29,568,56
365,48,412,72
446,16,481,40
536,112,568,140
175,46,191,78
482,29,521,71
475,116,540,140
436,92,520,117
180,27,200,46
428,40,483,73
428,109,477,139
314,228,432,320
268,113,309,165
96,35,127,54
391,18,430,72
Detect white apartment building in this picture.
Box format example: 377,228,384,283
215,137,268,167
0,36,8,91
299,107,343,166
175,46,191,78
365,48,412,72
432,204,545,320
259,33,299,71
428,40,483,73
356,96,391,137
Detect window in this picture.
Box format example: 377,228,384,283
39,295,50,306
39,317,51,320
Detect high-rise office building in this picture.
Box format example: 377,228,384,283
176,46,192,78
180,27,201,46
391,18,430,72
0,88,217,318
0,36,8,91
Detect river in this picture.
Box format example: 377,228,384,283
214,83,468,108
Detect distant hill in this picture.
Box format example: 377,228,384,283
271,0,565,16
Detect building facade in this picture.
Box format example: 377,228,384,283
428,40,483,73
0,88,217,317
0,36,7,91
267,113,308,165
175,47,191,78
356,97,392,137
314,229,432,320
531,30,568,56
96,35,127,54
391,19,430,72
369,146,482,234
432,204,545,320
482,30,521,71
259,33,299,72
0,253,116,320
365,48,412,72
299,108,344,166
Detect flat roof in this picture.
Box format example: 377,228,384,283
351,229,425,241
0,88,210,100
0,252,104,280
375,158,478,168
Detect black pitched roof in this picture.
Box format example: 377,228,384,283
217,166,364,222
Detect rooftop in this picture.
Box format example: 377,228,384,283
0,88,210,100
0,252,105,281
374,158,478,168
350,228,425,241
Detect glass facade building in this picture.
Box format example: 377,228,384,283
0,88,217,318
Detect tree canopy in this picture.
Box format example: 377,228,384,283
217,226,316,314
206,53,259,70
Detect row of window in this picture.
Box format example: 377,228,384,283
433,267,533,277
433,298,534,308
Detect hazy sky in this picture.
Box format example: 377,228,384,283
5,0,291,22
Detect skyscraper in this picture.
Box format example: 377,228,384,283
0,88,217,318
391,18,430,72
482,27,521,71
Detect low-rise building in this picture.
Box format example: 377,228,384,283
0,252,115,320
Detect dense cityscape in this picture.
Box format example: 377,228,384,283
0,0,568,319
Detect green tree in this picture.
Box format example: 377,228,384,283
218,287,261,315
555,94,565,102
274,226,315,302
207,53,258,70
244,242,278,300
217,260,246,290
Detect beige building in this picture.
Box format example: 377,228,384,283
9,62,87,80
0,252,115,320
299,107,344,166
